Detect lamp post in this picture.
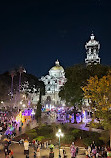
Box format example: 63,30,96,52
56,129,64,158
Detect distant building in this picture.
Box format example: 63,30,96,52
85,34,100,65
41,60,66,110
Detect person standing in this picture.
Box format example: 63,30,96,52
24,139,29,156
107,148,111,158
49,150,54,158
4,144,9,158
44,141,46,149
70,142,76,158
46,141,48,149
34,150,36,158
36,146,40,158
63,148,67,158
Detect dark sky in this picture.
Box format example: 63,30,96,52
0,0,111,77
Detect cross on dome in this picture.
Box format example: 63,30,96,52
55,59,60,66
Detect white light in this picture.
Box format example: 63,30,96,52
20,101,22,104
61,133,64,137
1,101,4,104
56,133,59,137
22,104,26,108
58,129,61,133
31,110,35,115
56,129,64,137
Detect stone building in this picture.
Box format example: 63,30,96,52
85,34,100,65
41,60,66,110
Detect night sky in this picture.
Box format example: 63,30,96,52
0,0,111,77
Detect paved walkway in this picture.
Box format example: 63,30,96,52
69,123,103,133
0,143,86,158
42,113,103,133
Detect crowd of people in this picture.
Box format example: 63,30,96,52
85,141,111,158
0,111,17,140
22,138,53,158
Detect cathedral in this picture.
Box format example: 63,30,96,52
30,33,101,111
41,60,66,110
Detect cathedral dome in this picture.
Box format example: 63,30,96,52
51,65,64,71
49,60,64,78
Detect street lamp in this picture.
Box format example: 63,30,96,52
56,129,64,158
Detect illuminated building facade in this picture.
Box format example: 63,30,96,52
85,34,100,65
41,60,66,110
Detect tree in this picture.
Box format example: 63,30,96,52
59,64,110,107
35,81,45,123
18,66,26,92
82,72,111,147
10,70,16,99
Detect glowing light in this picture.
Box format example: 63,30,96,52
1,101,4,104
16,111,25,123
22,104,26,108
56,129,64,137
31,110,35,115
5,125,15,135
82,110,87,123
20,101,22,104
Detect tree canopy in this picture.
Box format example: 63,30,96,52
82,72,111,147
59,64,110,107
0,70,45,102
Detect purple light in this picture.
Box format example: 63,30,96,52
22,109,32,116
5,125,15,135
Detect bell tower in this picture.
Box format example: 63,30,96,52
85,34,100,65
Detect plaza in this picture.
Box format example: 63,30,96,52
0,143,86,158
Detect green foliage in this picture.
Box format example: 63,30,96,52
59,64,110,107
99,131,109,145
36,136,45,141
82,131,103,146
35,101,42,121
62,134,75,144
91,122,104,130
0,70,45,102
24,124,106,147
71,129,81,139
37,124,53,137
26,129,37,140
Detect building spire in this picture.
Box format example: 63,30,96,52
90,33,95,40
55,59,60,66
85,33,100,65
